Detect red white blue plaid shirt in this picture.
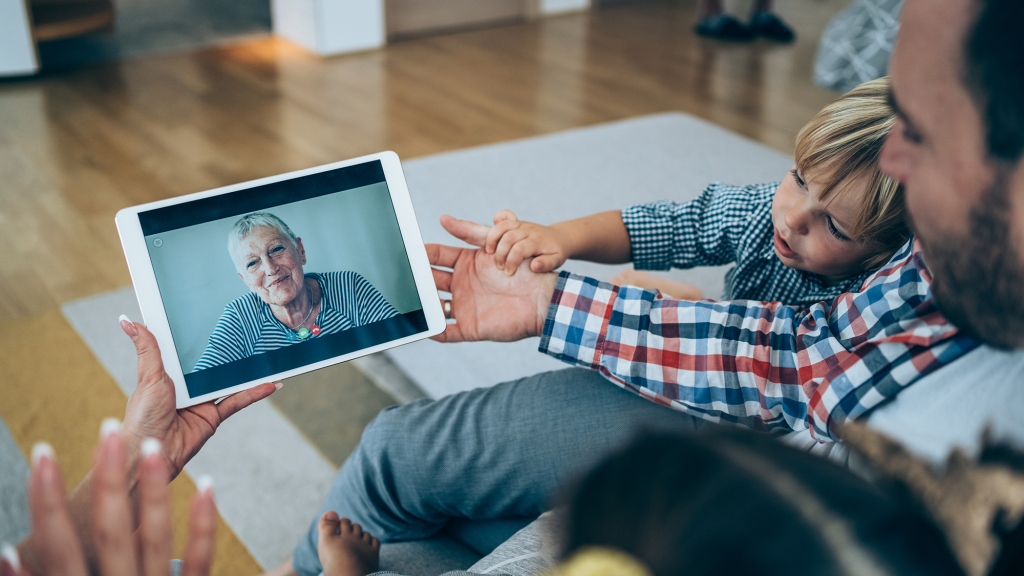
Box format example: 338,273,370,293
538,239,978,443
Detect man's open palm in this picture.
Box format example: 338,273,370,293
428,215,558,343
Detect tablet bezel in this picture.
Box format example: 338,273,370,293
115,151,446,408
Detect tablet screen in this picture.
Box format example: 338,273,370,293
139,160,426,399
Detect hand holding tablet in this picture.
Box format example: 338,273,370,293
116,152,446,408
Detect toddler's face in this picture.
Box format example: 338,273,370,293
771,167,877,283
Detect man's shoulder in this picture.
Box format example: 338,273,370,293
858,237,921,292
866,345,1024,463
819,236,952,346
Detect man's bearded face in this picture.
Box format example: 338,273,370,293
925,168,1024,349
881,0,1024,349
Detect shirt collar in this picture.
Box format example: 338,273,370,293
763,247,871,300
798,270,872,303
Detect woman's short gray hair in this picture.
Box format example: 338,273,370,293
227,212,298,270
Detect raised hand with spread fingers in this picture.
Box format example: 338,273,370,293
1,423,217,576
2,316,278,576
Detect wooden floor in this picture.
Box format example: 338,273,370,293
0,0,845,324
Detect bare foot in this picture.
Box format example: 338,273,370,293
317,512,381,576
609,269,705,300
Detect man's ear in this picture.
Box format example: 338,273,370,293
296,237,306,264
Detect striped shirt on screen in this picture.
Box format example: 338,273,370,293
193,271,398,372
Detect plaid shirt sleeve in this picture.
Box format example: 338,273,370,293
537,238,979,442
621,182,775,271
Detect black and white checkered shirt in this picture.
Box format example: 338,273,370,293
621,182,870,306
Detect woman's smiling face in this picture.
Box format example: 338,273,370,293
771,167,877,283
233,226,307,307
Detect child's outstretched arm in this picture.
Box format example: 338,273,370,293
484,209,632,275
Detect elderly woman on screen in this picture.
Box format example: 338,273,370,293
193,212,398,372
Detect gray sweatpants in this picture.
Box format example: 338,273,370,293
291,367,702,576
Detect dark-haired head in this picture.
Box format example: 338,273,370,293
963,0,1024,166
556,430,964,576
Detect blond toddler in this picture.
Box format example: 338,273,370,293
484,77,908,305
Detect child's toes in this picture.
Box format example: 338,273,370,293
351,522,364,537
318,511,341,538
371,537,380,550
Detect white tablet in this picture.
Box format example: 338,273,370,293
115,152,446,408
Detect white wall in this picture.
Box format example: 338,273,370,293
540,0,589,14
271,0,385,55
0,0,38,77
271,0,591,56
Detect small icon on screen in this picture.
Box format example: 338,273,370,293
153,238,163,247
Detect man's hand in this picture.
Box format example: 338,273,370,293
119,320,279,479
429,215,559,343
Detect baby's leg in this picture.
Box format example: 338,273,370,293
609,270,705,300
317,512,381,576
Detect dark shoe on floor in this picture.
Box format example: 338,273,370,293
695,14,754,41
750,11,795,42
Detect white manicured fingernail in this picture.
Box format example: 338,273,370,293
119,315,139,340
1,543,21,571
196,474,214,494
141,437,161,457
31,442,54,466
100,418,121,440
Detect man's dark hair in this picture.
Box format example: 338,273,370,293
964,0,1024,163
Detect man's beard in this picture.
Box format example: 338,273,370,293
926,166,1024,349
